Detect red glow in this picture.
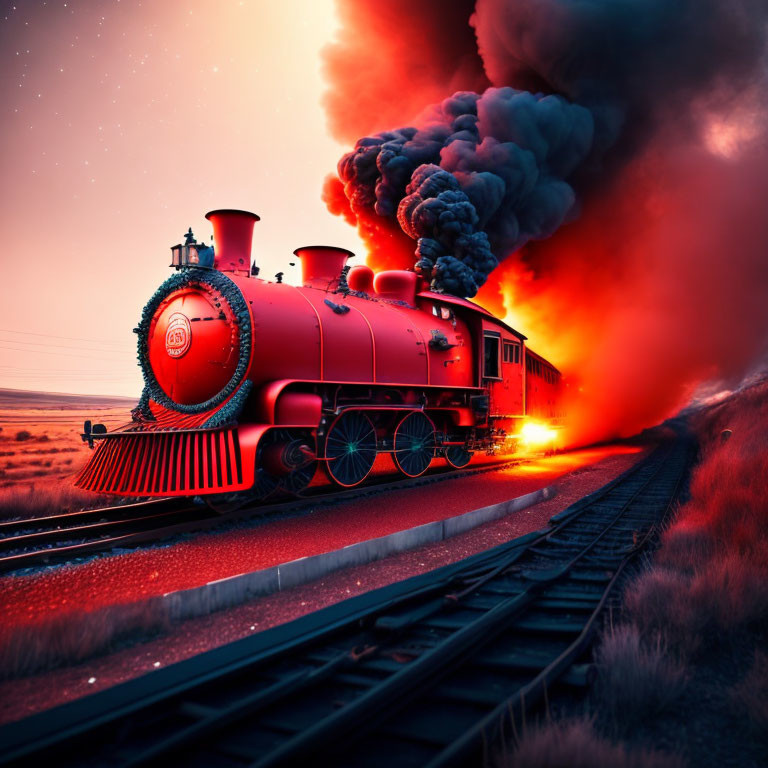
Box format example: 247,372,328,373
473,142,768,446
321,4,768,448
328,132,768,447
321,0,487,144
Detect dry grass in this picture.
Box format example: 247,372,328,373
498,718,685,768
0,395,132,518
501,380,768,767
0,482,108,520
730,649,768,736
625,382,768,661
594,623,687,734
0,599,170,680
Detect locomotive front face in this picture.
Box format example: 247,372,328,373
135,263,254,415
147,283,242,405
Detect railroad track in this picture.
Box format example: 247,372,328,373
0,456,522,574
0,435,692,766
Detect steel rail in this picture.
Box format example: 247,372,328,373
428,463,688,767
0,456,523,574
0,497,180,536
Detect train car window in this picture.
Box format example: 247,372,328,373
504,342,521,364
483,333,501,378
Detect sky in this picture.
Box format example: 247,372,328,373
0,0,365,396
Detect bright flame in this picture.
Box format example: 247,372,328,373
520,421,558,447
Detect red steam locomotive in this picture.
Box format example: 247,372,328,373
76,209,563,504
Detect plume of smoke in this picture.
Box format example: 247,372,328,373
322,0,768,443
332,88,594,295
472,0,768,151
324,0,767,295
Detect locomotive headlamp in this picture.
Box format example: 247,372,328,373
170,228,206,269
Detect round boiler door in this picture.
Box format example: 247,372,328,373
148,287,240,405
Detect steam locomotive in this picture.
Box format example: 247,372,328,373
76,209,563,506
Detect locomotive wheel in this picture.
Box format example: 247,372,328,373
259,428,317,496
279,455,317,495
444,445,474,469
393,411,436,478
324,411,377,487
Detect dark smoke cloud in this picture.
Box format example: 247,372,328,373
325,0,768,297
335,88,593,295
473,0,768,150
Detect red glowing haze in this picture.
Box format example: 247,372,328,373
322,0,768,445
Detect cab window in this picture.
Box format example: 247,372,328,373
432,304,455,324
483,332,501,378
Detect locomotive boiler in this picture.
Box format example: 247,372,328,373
76,209,563,505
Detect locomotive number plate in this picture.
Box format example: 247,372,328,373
165,312,192,358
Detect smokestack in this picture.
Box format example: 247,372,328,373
205,209,260,275
294,245,355,290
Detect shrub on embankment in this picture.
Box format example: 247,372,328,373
626,383,768,660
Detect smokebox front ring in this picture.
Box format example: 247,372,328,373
135,268,252,414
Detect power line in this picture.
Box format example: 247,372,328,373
0,343,132,361
0,337,130,355
0,327,135,347
0,373,134,380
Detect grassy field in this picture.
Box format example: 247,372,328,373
0,389,135,518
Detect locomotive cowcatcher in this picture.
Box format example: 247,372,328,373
76,209,563,506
